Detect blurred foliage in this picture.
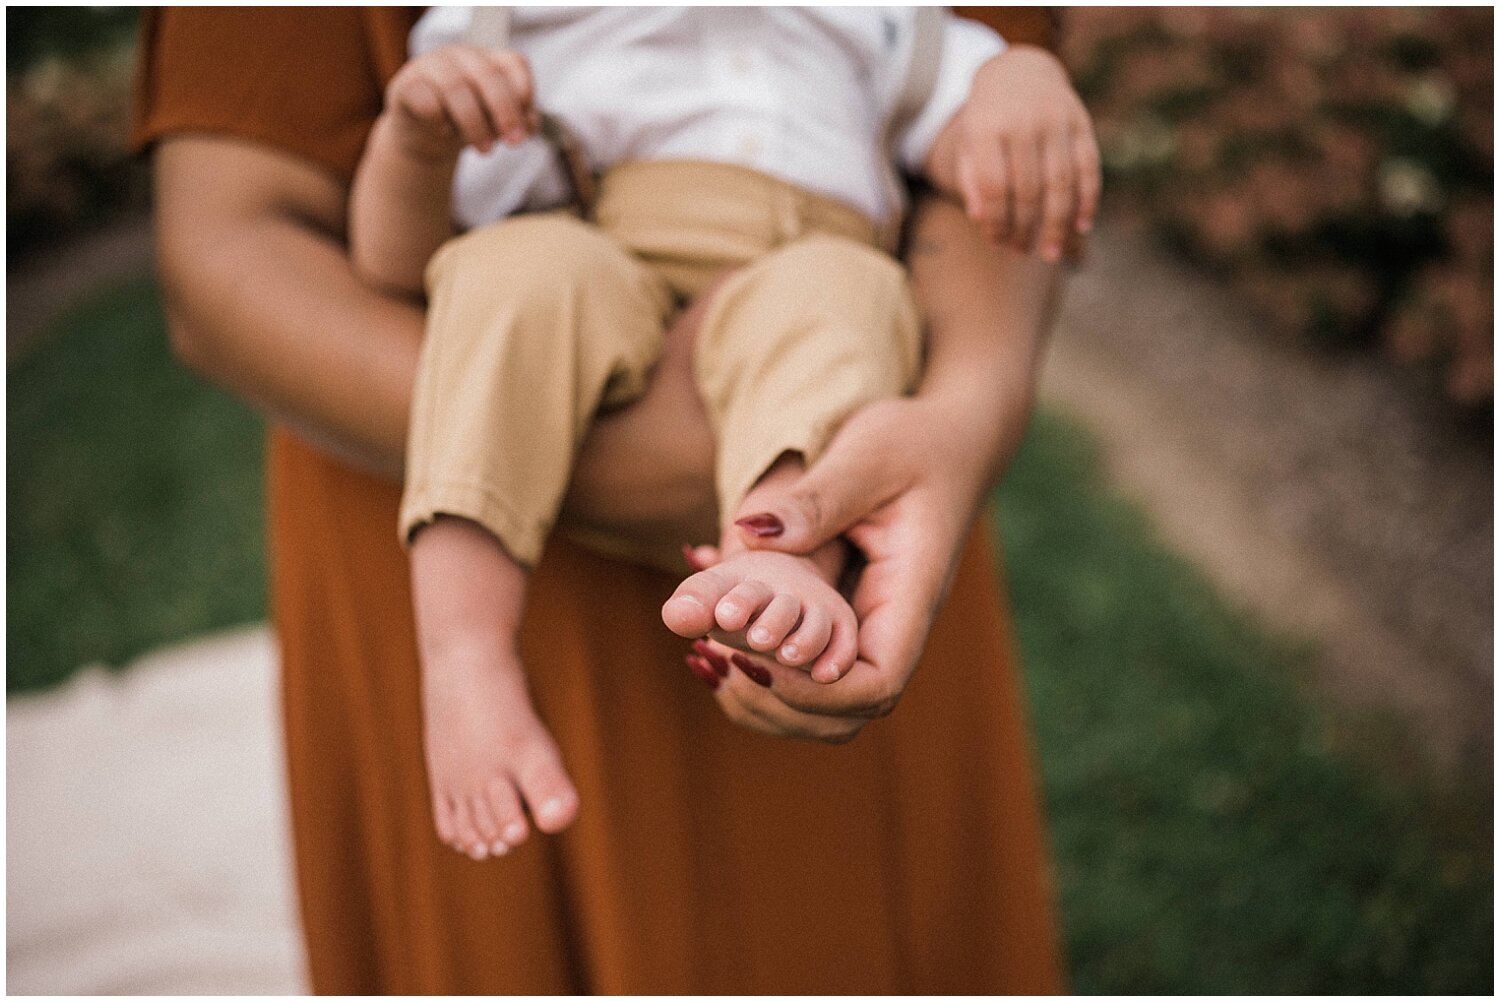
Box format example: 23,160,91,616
7,7,138,77
997,412,1492,993
1064,8,1494,406
7,279,267,693
7,8,144,263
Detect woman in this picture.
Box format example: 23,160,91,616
137,7,1085,993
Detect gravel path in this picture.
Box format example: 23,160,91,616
6,213,154,362
1043,222,1493,780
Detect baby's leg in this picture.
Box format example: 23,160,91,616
662,235,922,683
407,214,671,856
411,517,574,858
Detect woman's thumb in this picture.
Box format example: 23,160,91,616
734,458,869,554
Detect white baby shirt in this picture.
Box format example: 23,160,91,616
410,6,1005,229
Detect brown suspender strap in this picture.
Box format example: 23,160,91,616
888,7,946,153
465,5,598,216
878,6,946,250
465,4,511,48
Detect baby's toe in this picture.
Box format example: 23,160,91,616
433,794,460,848
715,580,775,633
662,570,733,638
450,798,489,860
777,603,831,667
747,592,801,652
513,731,579,835
484,778,527,853
808,603,860,684
468,792,502,849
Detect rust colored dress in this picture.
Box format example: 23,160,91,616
135,7,1066,994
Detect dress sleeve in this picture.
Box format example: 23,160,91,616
953,7,1060,53
131,7,417,181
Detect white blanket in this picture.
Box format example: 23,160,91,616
7,625,305,995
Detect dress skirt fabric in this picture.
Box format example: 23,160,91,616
272,431,1063,994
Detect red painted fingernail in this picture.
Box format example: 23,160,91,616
686,655,720,690
692,640,730,677
731,652,773,688
734,514,784,538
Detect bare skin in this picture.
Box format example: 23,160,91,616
410,517,575,855
692,194,1064,739
661,455,858,684
155,39,1082,856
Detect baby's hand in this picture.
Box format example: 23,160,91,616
383,44,538,159
945,45,1100,262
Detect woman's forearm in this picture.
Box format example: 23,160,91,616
905,193,1062,488
156,136,421,478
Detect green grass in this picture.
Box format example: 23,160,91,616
995,412,1492,994
7,277,266,692
8,280,1493,992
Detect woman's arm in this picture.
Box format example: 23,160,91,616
717,194,1062,733
155,136,423,478
906,189,1061,486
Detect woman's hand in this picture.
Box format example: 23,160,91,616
697,195,1062,738
686,637,873,743
719,393,994,725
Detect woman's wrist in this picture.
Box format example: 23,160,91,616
909,365,1023,505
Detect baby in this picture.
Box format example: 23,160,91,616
350,7,1096,860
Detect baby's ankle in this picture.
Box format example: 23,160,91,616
420,628,524,681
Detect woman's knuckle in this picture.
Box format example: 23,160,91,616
789,489,823,531
818,722,863,745
871,683,904,718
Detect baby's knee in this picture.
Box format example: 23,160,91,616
772,235,921,381
775,234,911,297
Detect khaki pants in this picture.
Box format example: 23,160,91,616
401,160,922,566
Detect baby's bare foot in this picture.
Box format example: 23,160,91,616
662,549,857,683
421,642,579,859
411,517,578,858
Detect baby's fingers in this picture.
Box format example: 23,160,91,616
958,149,1011,246
1071,115,1102,236
1036,131,1075,263
1006,133,1044,254
393,72,450,129
429,63,498,152
486,49,536,123
451,48,530,146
